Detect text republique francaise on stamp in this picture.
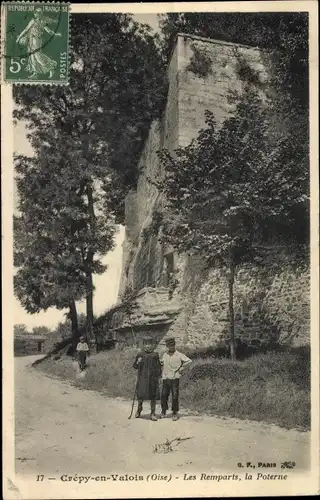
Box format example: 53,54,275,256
3,2,69,84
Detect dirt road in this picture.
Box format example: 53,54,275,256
15,356,309,477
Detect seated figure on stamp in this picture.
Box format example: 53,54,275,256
16,8,62,79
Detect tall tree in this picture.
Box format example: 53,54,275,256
14,131,117,343
14,215,86,346
13,14,166,337
157,85,308,359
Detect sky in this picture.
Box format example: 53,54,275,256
13,13,159,330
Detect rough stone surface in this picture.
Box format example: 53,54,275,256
96,287,182,348
168,256,309,348
111,34,309,349
176,35,268,146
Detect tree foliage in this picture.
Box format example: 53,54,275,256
14,134,116,341
14,14,167,197
158,12,309,220
13,14,166,337
158,87,308,254
157,85,308,358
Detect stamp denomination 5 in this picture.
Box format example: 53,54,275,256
2,2,69,84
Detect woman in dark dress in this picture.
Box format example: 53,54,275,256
133,336,162,421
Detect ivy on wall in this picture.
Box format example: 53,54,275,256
186,44,213,77
233,49,265,89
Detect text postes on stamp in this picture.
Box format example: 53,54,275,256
3,2,69,84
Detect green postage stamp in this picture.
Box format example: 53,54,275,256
2,2,69,84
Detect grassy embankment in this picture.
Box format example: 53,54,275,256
35,346,310,431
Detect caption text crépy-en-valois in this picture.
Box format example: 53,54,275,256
36,472,289,484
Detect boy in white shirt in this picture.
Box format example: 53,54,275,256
160,337,192,421
76,336,89,371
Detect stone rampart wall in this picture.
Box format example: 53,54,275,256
115,34,309,349
168,255,309,348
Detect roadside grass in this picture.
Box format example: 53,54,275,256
35,348,310,430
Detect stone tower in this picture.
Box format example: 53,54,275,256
110,34,309,349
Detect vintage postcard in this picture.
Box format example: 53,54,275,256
1,1,319,498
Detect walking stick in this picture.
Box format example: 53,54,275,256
128,366,141,420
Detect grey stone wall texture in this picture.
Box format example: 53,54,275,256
114,34,309,350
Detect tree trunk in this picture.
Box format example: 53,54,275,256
85,262,94,341
228,260,236,360
86,182,95,342
69,299,79,352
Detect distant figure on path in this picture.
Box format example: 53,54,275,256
76,336,89,371
160,337,192,421
133,336,162,421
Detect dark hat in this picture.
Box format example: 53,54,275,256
165,337,176,346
